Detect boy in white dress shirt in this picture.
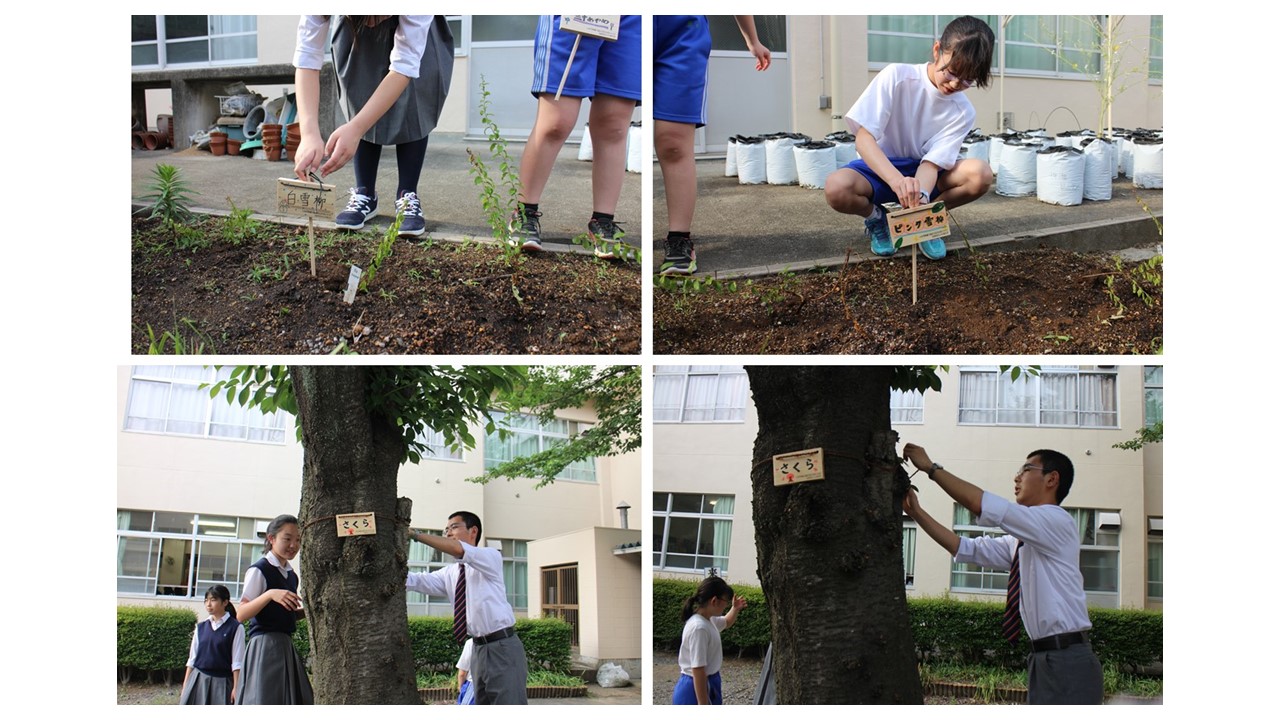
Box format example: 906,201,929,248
901,444,1104,704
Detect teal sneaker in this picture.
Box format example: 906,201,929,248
865,211,896,256
919,237,947,260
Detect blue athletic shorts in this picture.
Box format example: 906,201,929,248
844,157,942,206
671,671,723,705
654,16,711,126
530,15,641,102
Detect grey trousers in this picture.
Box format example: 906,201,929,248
1027,642,1104,704
472,633,529,705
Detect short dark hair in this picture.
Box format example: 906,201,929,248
938,16,996,88
450,511,482,543
1029,450,1074,503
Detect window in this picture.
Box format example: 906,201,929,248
125,366,288,443
902,522,917,587
417,427,463,462
950,505,1009,592
1004,15,1102,77
868,16,999,66
484,412,597,482
891,388,924,424
495,539,529,611
1148,16,1162,82
653,492,735,573
654,366,749,423
116,509,269,599
958,366,1118,428
469,15,538,44
1065,508,1120,595
406,529,453,616
709,15,787,55
1143,366,1163,428
542,564,580,646
1147,517,1162,600
132,15,257,68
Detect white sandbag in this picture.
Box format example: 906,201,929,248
577,123,593,161
1121,137,1135,177
725,137,738,177
1131,139,1163,188
960,137,990,165
597,663,631,688
736,138,767,184
1081,138,1113,201
995,142,1037,197
625,123,642,174
765,136,801,185
794,142,837,189
1036,146,1085,206
825,132,858,166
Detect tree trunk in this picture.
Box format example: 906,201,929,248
290,366,421,704
745,366,922,704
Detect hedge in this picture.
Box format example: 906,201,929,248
652,580,1162,671
118,607,572,675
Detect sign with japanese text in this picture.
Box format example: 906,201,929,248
277,178,336,221
773,448,825,486
559,15,620,41
336,512,376,537
887,201,951,247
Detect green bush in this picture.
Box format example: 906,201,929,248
1088,608,1163,671
118,606,197,672
653,578,769,656
407,616,572,674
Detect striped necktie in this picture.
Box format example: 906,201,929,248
453,564,468,644
1002,540,1024,645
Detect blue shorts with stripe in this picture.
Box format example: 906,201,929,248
530,15,641,102
844,157,942,206
654,15,711,126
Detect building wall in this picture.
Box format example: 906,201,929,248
652,366,1163,611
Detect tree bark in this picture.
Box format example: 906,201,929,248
746,366,922,704
290,366,421,704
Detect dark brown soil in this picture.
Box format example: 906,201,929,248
132,215,641,355
654,247,1162,355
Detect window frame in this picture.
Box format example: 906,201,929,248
707,15,789,60
957,366,1119,429
406,528,454,615
1001,15,1104,80
131,15,258,70
1146,517,1162,600
891,388,925,425
652,492,735,575
1143,365,1163,428
124,366,288,445
1148,16,1162,83
1064,507,1121,598
950,504,1010,593
483,411,597,483
653,365,749,424
116,509,269,600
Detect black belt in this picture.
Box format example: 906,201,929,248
1030,631,1089,652
472,626,516,646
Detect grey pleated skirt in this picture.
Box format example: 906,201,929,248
235,632,314,705
331,15,455,146
179,668,233,704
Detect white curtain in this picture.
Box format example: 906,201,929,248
998,374,1036,425
891,389,924,423
1079,373,1118,427
653,373,685,422
714,373,748,421
959,372,997,424
1039,372,1078,425
683,375,718,422
124,380,171,432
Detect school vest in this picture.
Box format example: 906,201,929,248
247,556,298,638
193,618,238,677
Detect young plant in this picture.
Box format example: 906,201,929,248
570,231,643,264
138,164,197,234
223,198,260,245
360,209,404,292
141,317,214,355
466,75,522,262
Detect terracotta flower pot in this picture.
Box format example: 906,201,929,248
209,131,228,157
266,145,282,162
132,132,147,150
227,138,243,155
143,132,163,151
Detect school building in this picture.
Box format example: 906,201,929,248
115,365,643,673
694,14,1163,154
652,365,1164,612
130,15,637,144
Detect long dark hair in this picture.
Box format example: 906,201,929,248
205,584,237,620
680,576,733,622
263,514,299,554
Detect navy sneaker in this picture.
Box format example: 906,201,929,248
660,236,697,276
335,189,377,230
588,216,625,259
509,207,543,252
919,237,947,260
865,209,896,256
395,191,426,237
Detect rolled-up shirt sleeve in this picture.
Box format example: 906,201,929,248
294,15,330,70
389,16,431,79
976,491,1078,553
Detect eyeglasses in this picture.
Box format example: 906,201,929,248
937,67,975,89
445,523,469,532
1018,464,1045,475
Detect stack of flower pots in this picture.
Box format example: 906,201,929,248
209,130,228,157
285,123,301,160
261,123,282,161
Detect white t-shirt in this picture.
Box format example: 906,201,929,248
294,15,431,79
677,613,728,676
456,638,474,674
845,62,976,170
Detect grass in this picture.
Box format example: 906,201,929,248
416,669,585,689
920,660,1162,700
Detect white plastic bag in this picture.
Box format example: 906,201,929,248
1131,139,1163,189
995,142,1037,197
578,123,593,161
794,141,837,189
597,663,632,688
725,137,738,177
736,138,767,184
625,122,642,174
765,135,801,185
1036,147,1085,206
1081,138,1113,201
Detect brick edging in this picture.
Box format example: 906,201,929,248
419,685,589,702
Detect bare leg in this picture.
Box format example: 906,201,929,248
655,119,696,232
935,158,994,209
824,168,876,217
517,94,584,205
585,94,637,215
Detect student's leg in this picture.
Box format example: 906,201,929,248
825,168,877,217
352,140,382,197
394,136,429,198
586,94,637,215
655,119,697,232
517,95,585,205
935,158,994,210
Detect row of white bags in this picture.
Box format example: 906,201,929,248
577,122,644,174
727,134,859,189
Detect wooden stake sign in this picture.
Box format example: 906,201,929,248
276,177,337,221
554,15,621,100
772,448,825,486
886,201,951,305
336,512,376,537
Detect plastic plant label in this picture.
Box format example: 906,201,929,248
277,177,336,220
887,202,951,247
343,266,363,304
773,448,825,486
336,512,376,537
559,15,620,41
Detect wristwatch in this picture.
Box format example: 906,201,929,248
926,463,944,479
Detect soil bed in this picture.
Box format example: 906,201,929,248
654,246,1161,355
132,215,641,355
